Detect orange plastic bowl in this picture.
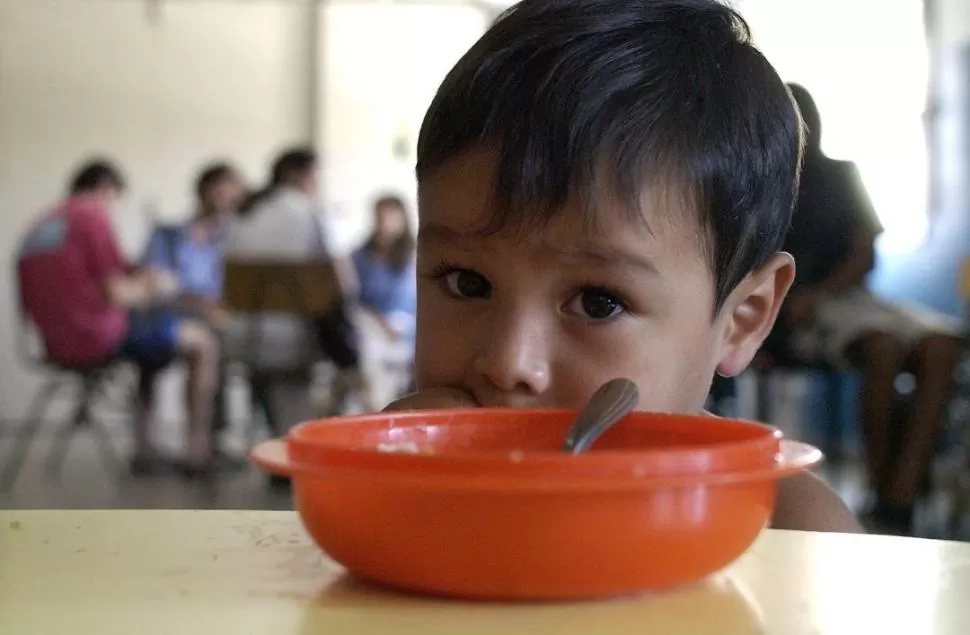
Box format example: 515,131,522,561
251,409,820,600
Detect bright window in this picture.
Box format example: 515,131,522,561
741,0,929,254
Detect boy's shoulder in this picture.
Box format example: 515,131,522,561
703,412,859,533
772,472,861,533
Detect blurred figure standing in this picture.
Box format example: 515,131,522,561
782,84,965,533
18,160,220,475
353,195,416,406
226,147,370,420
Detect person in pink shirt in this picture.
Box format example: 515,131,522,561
18,160,219,476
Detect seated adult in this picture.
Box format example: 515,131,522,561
144,162,245,448
17,160,220,476
782,85,965,533
225,147,371,423
144,162,244,327
353,195,417,407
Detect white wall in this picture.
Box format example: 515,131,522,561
936,0,970,45
0,0,312,417
740,0,929,254
319,1,487,253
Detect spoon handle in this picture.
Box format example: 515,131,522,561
562,378,640,454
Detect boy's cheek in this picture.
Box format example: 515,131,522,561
413,316,473,390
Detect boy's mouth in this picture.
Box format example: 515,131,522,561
467,391,561,411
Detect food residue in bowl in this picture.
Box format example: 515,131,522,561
377,441,426,455
375,443,528,460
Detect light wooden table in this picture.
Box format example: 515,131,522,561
2,510,969,634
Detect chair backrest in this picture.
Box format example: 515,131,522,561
222,260,342,316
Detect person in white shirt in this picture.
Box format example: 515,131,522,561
225,148,371,429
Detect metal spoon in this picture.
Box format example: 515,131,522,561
561,378,640,454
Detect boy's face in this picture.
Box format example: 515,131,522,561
415,148,791,412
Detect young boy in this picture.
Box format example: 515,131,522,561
386,0,860,533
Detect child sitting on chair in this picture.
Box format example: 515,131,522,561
385,0,859,532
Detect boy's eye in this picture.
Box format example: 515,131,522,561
443,269,492,299
565,288,625,322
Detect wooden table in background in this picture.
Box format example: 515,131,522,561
2,510,969,634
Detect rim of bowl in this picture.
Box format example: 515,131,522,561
285,408,784,481
272,439,820,493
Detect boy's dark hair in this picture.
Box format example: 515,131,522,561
417,0,802,309
69,160,126,195
195,162,236,199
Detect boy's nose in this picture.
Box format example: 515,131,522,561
473,311,551,399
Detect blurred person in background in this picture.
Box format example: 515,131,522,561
782,84,965,534
17,160,220,476
353,195,417,406
144,162,246,458
144,162,245,327
226,147,371,428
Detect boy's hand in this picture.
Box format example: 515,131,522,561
383,386,479,412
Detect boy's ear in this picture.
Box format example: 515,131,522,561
716,252,795,377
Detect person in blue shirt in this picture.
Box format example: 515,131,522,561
143,163,246,461
352,195,417,405
144,163,245,326
353,195,416,342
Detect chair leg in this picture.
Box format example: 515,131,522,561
88,415,121,474
212,361,230,436
87,375,121,473
46,383,91,479
47,372,124,480
248,374,277,444
823,372,846,463
100,365,138,418
0,378,66,492
756,371,773,422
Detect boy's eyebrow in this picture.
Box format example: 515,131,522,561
558,245,659,277
419,222,660,277
418,222,469,244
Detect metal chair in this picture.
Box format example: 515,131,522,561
752,356,853,461
1,309,130,492
221,260,343,443
933,256,970,537
709,326,853,462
